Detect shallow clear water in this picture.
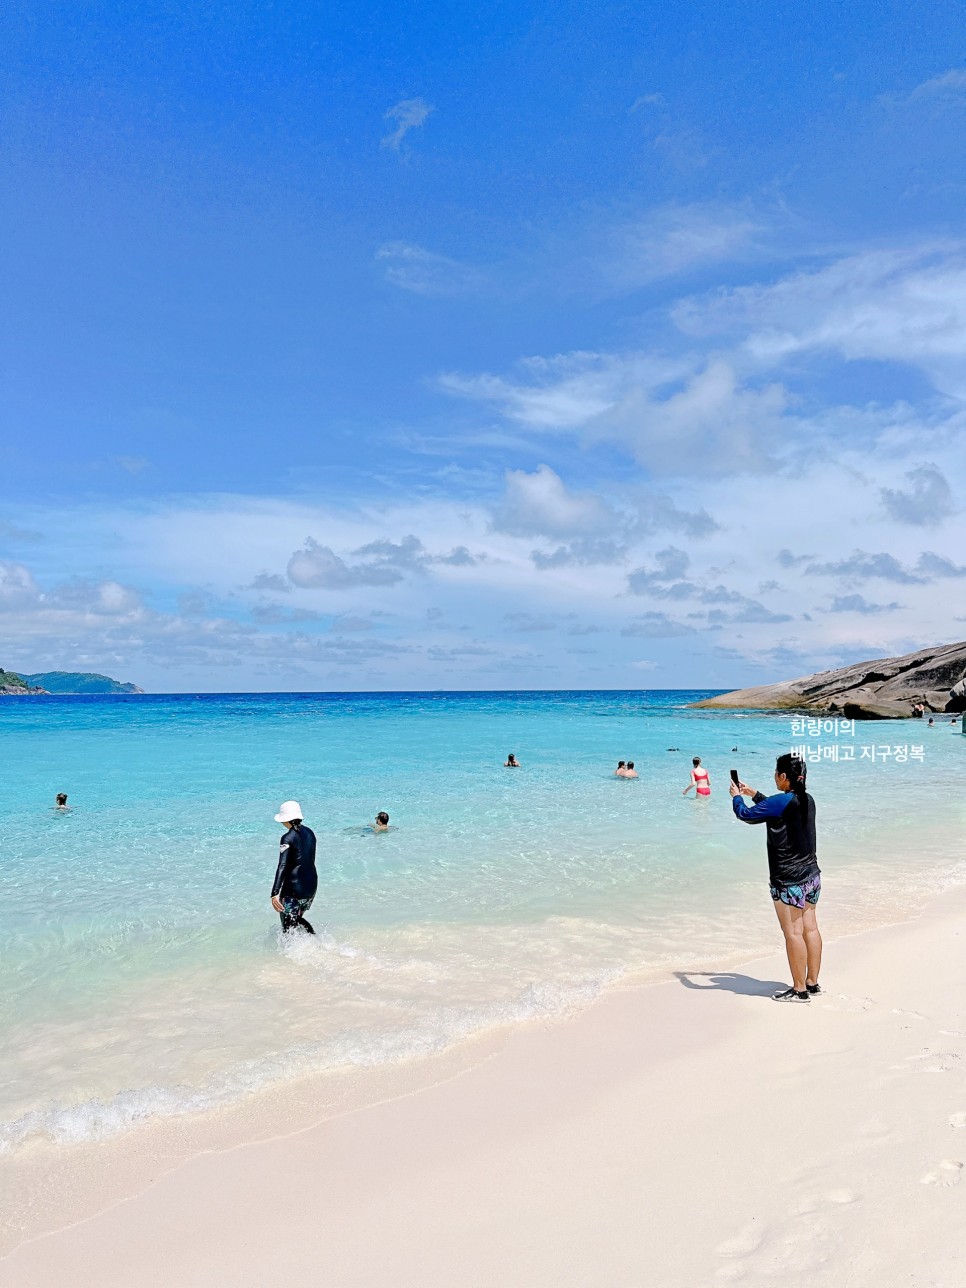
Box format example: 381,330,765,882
1,691,963,1147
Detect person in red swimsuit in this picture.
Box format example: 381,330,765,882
683,756,711,797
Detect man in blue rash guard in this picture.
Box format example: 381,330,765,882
270,800,318,934
730,753,822,1003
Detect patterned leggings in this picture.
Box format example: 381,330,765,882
279,895,315,934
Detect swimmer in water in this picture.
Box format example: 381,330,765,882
505,753,520,767
683,756,711,798
615,760,627,777
54,793,69,810
270,801,317,935
624,761,638,779
373,811,390,831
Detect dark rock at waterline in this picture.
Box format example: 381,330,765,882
691,640,966,720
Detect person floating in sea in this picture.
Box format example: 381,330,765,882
683,757,711,798
730,753,822,1004
505,753,520,767
623,761,638,779
54,793,69,810
614,760,627,777
270,801,318,935
372,811,390,831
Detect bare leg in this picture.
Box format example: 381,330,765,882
773,901,807,992
802,902,822,987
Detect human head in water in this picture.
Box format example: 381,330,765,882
505,753,519,766
375,811,389,827
55,793,68,808
692,757,701,767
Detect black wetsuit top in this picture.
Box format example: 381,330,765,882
271,824,318,901
732,790,819,889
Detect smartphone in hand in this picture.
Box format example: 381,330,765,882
730,768,740,787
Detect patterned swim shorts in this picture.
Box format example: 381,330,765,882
279,894,315,931
770,873,821,908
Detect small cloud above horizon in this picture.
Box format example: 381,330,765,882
881,463,955,527
377,242,484,296
381,97,435,151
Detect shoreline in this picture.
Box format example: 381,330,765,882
3,877,966,1284
3,806,959,1169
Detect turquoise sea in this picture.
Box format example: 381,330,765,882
1,691,963,1150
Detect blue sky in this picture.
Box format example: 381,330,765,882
2,1,965,691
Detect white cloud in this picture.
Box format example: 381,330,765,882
251,602,323,625
629,92,665,111
114,455,151,475
880,464,955,526
4,428,965,691
492,465,615,538
381,97,434,151
440,352,642,430
489,466,716,569
0,564,143,616
802,549,966,585
247,572,290,594
0,560,39,605
594,359,790,475
445,352,790,476
674,243,966,398
439,242,966,493
621,611,696,638
47,579,143,615
287,538,405,589
602,202,765,289
900,69,966,104
377,242,483,296
626,546,692,593
825,594,902,615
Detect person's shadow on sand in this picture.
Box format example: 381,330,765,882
674,971,786,998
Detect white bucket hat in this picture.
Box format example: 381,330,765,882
274,800,303,824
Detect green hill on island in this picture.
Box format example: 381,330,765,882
20,671,145,694
0,667,32,693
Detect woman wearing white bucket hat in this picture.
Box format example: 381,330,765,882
270,801,318,934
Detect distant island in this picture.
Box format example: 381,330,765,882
0,668,45,695
691,640,966,720
0,668,145,695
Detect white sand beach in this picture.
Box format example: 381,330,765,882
2,885,964,1287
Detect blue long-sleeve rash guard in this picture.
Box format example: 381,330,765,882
732,790,819,889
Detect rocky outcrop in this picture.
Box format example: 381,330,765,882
0,668,47,695
692,640,966,719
